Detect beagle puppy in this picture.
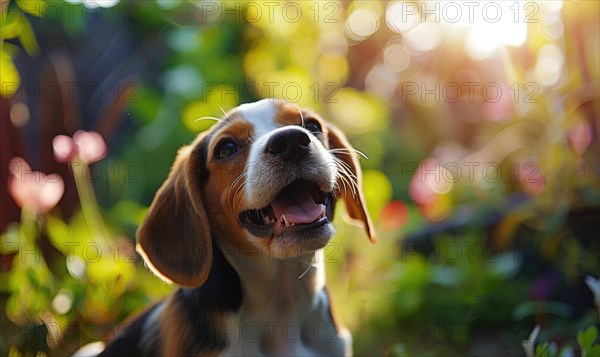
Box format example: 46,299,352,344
100,99,375,356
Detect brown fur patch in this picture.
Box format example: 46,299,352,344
136,142,213,287
275,102,331,148
203,117,257,253
159,296,193,356
326,123,376,242
159,296,222,357
274,101,306,126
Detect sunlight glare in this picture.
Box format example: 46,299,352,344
433,1,530,60
83,0,120,8
540,0,564,14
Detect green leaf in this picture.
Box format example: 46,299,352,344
586,345,600,357
46,216,72,255
578,325,598,354
0,50,21,97
7,345,23,357
1,223,21,254
0,14,23,40
1,41,21,57
16,0,47,17
17,17,40,56
535,342,557,357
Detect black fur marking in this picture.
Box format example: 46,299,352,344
99,304,161,357
170,241,242,354
173,241,242,354
100,243,242,356
193,136,211,182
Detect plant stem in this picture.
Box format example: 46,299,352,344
19,207,37,247
71,158,110,248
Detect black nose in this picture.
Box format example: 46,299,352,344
266,128,311,162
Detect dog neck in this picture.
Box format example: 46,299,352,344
216,241,345,355
218,241,326,310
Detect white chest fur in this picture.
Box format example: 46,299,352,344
219,249,352,356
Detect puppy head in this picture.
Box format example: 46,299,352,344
137,99,375,287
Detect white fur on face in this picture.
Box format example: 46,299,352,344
234,99,279,139
236,101,338,211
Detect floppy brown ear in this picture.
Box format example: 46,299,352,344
136,143,212,287
327,123,377,243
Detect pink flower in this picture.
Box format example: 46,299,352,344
7,157,65,215
52,130,107,164
52,135,77,163
568,120,593,156
73,131,107,163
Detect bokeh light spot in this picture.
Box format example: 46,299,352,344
346,8,380,41
52,290,73,315
9,102,30,128
383,44,411,72
380,201,409,231
534,44,565,87
386,1,420,34
406,23,442,52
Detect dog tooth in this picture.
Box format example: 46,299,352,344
281,215,290,227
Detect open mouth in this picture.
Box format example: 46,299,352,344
239,180,333,237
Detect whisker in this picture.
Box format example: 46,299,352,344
339,175,352,198
333,182,341,193
329,148,369,160
292,104,305,128
343,170,358,196
231,171,246,185
333,159,358,197
333,157,358,181
228,173,247,218
332,159,361,198
335,164,350,198
245,127,254,143
233,190,247,223
340,167,359,197
297,255,317,280
194,116,223,123
236,188,253,216
232,180,247,211
228,172,246,199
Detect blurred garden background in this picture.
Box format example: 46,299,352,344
1,0,599,356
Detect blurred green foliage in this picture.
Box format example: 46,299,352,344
1,0,599,356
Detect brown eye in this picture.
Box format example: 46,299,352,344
215,140,238,160
304,121,321,135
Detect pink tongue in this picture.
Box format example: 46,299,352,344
271,192,324,224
